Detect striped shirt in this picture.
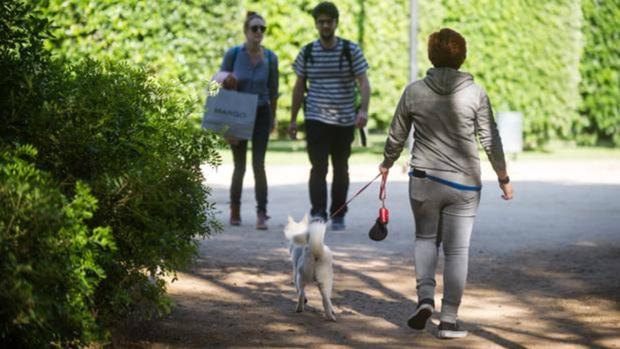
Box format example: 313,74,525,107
293,38,369,126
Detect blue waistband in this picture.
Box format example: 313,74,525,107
409,170,482,191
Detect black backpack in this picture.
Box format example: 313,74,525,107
302,38,361,112
302,38,366,146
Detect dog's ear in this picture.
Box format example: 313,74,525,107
302,213,308,224
288,215,294,224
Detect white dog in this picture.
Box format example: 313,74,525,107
284,215,336,321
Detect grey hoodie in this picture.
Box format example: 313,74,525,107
383,67,506,186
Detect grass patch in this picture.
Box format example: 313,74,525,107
216,134,620,166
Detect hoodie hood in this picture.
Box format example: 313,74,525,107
423,67,474,95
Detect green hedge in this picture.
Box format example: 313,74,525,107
2,0,222,344
579,0,620,145
41,0,411,133
42,0,610,147
42,0,240,114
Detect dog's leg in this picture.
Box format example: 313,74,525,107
291,257,297,285
315,251,336,321
293,267,307,303
296,274,305,313
318,281,336,321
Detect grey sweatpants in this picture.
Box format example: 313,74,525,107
409,176,481,323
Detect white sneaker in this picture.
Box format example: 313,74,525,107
438,321,468,339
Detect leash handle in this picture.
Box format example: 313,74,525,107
379,172,388,206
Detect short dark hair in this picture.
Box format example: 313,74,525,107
244,11,264,31
312,2,339,21
427,28,467,69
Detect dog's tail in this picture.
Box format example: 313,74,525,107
308,222,326,258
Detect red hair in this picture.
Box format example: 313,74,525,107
428,28,467,69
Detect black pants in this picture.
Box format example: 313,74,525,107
230,104,271,213
305,119,355,219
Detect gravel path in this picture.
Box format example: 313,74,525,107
116,157,620,348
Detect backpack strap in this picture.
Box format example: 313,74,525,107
268,48,276,72
303,42,314,79
340,39,355,77
265,47,274,80
227,45,241,72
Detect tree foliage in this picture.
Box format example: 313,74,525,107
579,0,620,145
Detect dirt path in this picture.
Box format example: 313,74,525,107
116,158,620,348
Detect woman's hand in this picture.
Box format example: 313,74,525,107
500,182,514,200
222,74,237,90
496,171,513,200
379,163,389,175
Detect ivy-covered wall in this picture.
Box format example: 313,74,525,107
579,0,620,145
42,0,410,133
42,1,617,147
43,0,240,101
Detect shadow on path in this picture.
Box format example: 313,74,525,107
114,180,620,348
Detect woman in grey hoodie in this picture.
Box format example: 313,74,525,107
379,28,514,339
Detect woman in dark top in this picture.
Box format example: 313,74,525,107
220,11,279,230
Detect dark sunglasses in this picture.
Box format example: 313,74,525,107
250,25,267,33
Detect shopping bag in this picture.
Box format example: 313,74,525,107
202,88,258,140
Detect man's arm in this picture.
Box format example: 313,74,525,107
289,75,306,140
355,73,371,128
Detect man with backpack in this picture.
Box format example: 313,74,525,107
289,1,371,230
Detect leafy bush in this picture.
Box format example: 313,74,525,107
38,58,223,324
0,146,114,348
1,0,222,344
3,56,223,326
579,0,620,145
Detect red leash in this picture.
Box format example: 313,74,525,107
378,172,389,224
329,172,386,220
